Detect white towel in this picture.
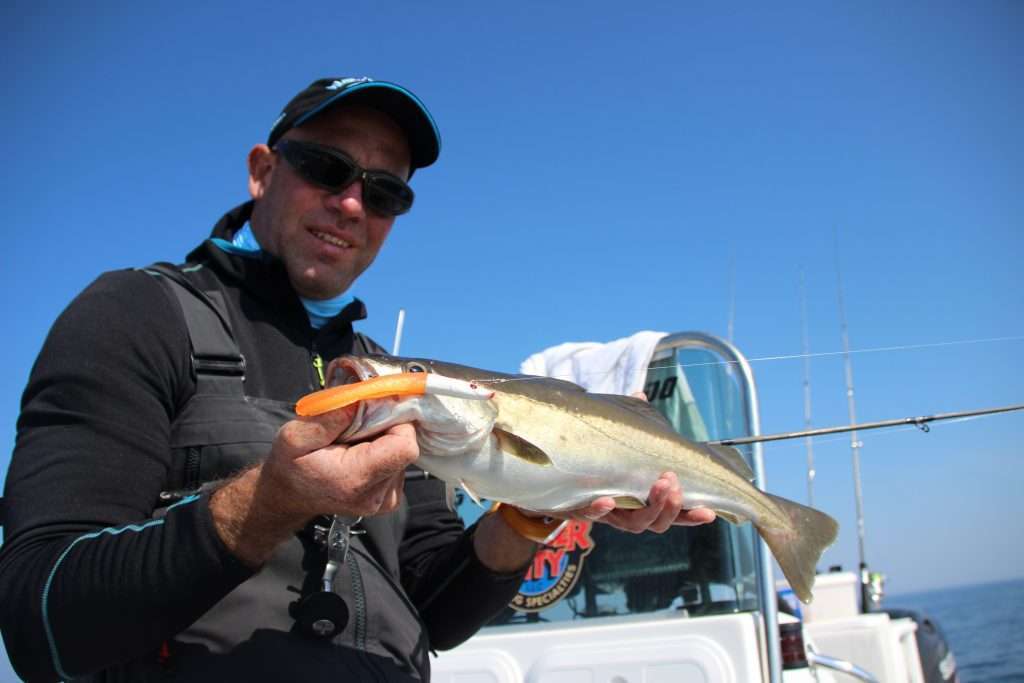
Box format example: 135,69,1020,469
520,331,668,396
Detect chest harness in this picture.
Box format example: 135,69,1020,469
143,263,370,640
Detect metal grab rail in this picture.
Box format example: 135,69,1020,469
652,332,782,683
806,646,881,683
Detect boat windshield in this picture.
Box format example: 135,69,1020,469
455,340,763,626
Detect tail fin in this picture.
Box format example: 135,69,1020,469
755,493,839,604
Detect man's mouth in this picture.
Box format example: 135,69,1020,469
311,229,351,248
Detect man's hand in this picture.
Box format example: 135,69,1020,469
261,406,418,519
211,406,419,567
562,471,717,533
475,473,716,573
579,390,717,532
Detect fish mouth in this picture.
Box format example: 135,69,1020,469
326,356,382,387
323,356,409,442
315,357,369,441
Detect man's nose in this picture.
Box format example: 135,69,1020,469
325,178,365,218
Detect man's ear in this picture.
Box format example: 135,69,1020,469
248,144,275,200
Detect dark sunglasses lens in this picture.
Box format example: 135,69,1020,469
365,174,414,216
280,142,413,216
284,144,358,190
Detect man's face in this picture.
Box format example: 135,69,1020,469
248,104,412,300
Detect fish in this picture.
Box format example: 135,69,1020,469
298,354,839,603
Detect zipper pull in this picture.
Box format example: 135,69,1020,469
312,353,326,388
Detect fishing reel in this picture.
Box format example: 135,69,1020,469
290,515,362,639
290,590,349,639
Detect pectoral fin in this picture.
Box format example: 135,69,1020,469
494,428,553,467
613,495,647,509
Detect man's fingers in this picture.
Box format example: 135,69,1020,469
583,472,717,534
579,497,616,521
276,407,358,460
675,507,717,526
344,422,419,485
332,465,409,517
377,470,407,514
360,477,404,516
648,475,682,533
603,501,660,534
609,472,676,533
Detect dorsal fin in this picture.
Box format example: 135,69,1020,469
703,443,755,481
592,394,676,431
522,375,589,393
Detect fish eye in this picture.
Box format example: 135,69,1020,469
405,362,429,374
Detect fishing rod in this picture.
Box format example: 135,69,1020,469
799,269,815,508
708,402,1024,447
392,308,406,355
834,232,870,614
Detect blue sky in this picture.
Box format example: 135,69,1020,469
1,1,1021,676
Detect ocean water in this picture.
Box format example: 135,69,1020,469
889,578,1024,683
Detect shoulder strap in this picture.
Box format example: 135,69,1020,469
353,332,387,356
141,263,246,378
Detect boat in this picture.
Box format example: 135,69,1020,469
431,331,959,683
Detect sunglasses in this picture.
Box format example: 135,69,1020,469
274,139,414,217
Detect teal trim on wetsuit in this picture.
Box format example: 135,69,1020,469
211,224,354,329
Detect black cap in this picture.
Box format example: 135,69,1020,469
267,77,441,170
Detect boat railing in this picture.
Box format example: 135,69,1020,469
652,331,783,683
806,644,881,682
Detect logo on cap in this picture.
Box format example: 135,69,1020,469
326,77,372,91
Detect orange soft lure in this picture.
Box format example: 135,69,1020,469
295,372,494,417
296,373,428,416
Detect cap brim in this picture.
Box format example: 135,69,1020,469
294,82,440,170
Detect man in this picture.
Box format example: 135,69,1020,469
0,77,714,681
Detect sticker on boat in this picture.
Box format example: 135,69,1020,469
511,520,595,612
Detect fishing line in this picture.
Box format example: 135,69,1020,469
473,335,1024,385
648,334,1024,373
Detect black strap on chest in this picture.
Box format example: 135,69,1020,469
141,261,379,390
141,263,246,381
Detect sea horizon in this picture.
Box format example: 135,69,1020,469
889,574,1024,600
887,576,1023,682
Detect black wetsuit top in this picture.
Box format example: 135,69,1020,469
0,202,523,682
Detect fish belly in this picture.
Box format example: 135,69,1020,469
416,438,657,513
